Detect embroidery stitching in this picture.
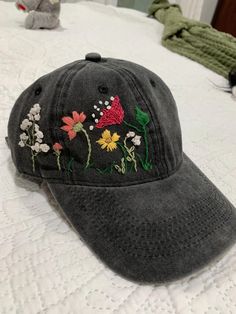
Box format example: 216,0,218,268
95,100,152,174
18,96,153,175
134,106,152,171
95,95,124,128
61,111,92,168
96,129,120,152
18,104,50,172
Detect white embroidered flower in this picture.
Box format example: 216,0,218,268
34,124,39,131
132,135,141,146
29,108,37,116
27,113,34,121
34,114,40,121
20,119,32,130
29,104,39,115
40,144,50,152
34,103,40,111
34,103,40,110
31,142,49,153
31,142,40,152
126,131,135,138
33,104,41,114
20,133,28,141
18,140,25,147
35,131,43,139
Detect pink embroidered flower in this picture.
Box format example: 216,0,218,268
95,96,124,128
53,142,63,170
53,142,63,152
61,111,86,140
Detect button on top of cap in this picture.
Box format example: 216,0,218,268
85,53,102,62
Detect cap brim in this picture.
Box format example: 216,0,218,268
48,154,236,283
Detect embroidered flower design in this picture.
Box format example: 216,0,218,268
18,104,50,172
126,131,135,138
61,111,86,140
31,143,50,153
20,119,32,131
95,96,124,128
53,143,63,151
61,111,91,168
113,131,141,173
126,132,141,146
96,104,152,174
97,129,120,152
53,142,63,170
19,96,152,175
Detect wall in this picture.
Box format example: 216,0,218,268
200,0,218,23
171,0,218,23
118,0,153,13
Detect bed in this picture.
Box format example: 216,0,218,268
1,1,236,313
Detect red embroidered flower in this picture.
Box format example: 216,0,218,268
53,142,63,152
96,96,124,128
61,111,86,140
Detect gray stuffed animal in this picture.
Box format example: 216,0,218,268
16,0,60,29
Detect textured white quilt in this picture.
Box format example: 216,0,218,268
1,1,236,313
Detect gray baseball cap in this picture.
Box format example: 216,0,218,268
7,53,236,283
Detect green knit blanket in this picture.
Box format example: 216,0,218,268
149,0,236,78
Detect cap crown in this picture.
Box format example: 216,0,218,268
8,57,182,186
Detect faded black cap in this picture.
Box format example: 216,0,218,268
7,53,236,283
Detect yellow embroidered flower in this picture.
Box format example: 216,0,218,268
97,129,120,152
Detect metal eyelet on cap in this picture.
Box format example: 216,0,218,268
98,85,108,94
34,86,42,96
150,79,156,87
85,53,102,62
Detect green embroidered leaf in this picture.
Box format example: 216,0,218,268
140,159,153,171
135,106,150,127
137,153,153,171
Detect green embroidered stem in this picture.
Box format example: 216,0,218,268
97,163,115,174
56,154,61,171
31,121,35,143
123,120,142,133
31,151,37,172
117,142,127,172
124,137,137,172
26,129,32,145
143,126,149,164
114,158,126,174
81,128,91,169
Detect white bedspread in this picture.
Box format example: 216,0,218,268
1,1,236,313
